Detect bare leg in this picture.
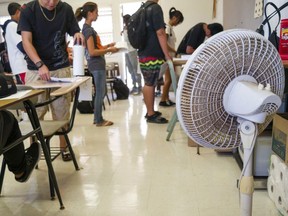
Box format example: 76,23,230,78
160,69,172,102
143,84,156,116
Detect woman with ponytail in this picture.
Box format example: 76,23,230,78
75,2,118,126
159,7,184,107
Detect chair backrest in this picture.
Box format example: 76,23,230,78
106,62,120,79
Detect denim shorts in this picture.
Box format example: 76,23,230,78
139,57,165,86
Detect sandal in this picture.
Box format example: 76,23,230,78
61,151,72,162
96,120,113,127
144,111,162,118
146,113,168,124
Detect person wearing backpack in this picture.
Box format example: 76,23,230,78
159,7,184,107
121,14,142,95
5,2,27,84
75,2,119,127
137,0,171,124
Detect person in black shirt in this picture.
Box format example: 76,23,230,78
177,22,223,55
138,0,171,124
18,0,84,161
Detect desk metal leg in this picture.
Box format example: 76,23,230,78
23,100,65,210
0,159,6,195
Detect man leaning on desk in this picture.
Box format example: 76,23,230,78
17,0,85,161
176,22,223,55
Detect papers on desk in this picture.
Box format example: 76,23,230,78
49,77,79,83
0,90,31,100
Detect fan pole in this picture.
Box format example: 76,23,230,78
239,120,256,216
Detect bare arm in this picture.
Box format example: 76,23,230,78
21,31,50,81
186,45,195,54
86,36,118,56
157,28,171,60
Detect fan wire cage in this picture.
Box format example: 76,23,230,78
177,29,285,149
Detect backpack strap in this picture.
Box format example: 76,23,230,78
1,19,16,38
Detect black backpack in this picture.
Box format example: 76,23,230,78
113,78,129,100
127,1,156,50
0,19,16,73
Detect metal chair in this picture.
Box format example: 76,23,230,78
0,83,82,206
106,62,120,101
166,60,200,154
0,86,66,209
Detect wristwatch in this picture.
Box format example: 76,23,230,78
35,60,44,69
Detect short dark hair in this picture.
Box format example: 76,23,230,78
123,14,131,25
208,23,224,36
8,2,21,16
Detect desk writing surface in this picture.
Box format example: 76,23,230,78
0,90,43,110
28,76,90,97
173,58,187,66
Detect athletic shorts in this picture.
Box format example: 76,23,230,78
139,57,165,86
25,67,71,121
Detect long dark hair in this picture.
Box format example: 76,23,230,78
75,2,97,22
169,7,184,24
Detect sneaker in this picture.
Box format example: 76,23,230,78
130,87,138,95
155,90,162,97
159,100,175,107
61,151,72,162
96,120,113,127
15,141,41,183
146,113,168,124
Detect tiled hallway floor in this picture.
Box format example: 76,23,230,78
0,94,280,216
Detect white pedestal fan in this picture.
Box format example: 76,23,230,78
176,29,285,216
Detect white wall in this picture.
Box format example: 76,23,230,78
264,0,288,37
0,0,269,80
222,0,262,30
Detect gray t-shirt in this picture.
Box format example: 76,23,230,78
82,24,105,71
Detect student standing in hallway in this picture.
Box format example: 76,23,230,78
75,2,118,127
5,2,27,84
159,7,184,107
122,14,142,95
138,0,171,124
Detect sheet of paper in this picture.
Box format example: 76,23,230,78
50,77,79,83
0,90,31,100
114,41,128,53
78,77,93,101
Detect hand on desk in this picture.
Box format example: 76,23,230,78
38,64,51,81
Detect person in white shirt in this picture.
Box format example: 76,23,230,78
5,2,27,84
159,7,184,107
122,14,142,95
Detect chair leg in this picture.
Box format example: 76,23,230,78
110,82,116,101
166,110,178,141
64,134,80,171
167,110,177,132
106,93,111,105
0,159,7,195
45,138,56,200
197,145,200,155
